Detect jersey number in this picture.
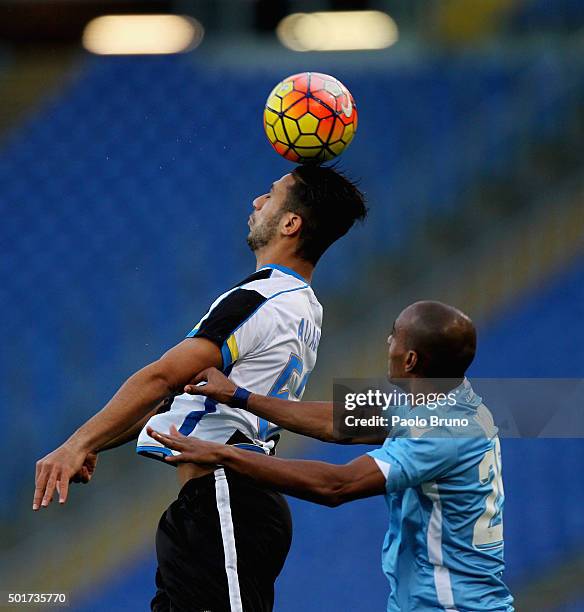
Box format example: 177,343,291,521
259,353,310,440
472,437,504,549
269,353,309,400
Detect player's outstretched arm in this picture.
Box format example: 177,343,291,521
33,338,221,511
94,397,171,453
185,368,385,445
65,399,185,486
148,426,386,507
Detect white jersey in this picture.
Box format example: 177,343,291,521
137,264,323,460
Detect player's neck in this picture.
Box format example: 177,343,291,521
255,248,314,283
404,376,464,396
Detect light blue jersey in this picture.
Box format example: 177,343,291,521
368,379,514,612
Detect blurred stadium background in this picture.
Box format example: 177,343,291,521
1,0,583,610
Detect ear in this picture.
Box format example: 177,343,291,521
404,350,418,373
280,212,303,237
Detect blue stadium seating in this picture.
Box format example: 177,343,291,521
554,598,584,612
1,54,579,484
510,0,584,33
469,256,584,588
1,50,583,608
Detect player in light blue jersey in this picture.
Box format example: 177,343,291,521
148,301,514,611
367,382,510,611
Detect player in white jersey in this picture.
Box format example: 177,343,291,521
137,264,323,459
33,164,367,611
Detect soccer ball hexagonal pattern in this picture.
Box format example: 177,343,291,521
263,72,358,163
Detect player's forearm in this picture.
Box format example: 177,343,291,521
246,394,385,444
95,405,159,452
247,395,336,442
219,446,350,507
66,363,174,453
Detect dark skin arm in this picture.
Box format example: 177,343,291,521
148,426,386,507
33,338,221,510
185,368,386,445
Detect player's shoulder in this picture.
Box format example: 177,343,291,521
209,265,322,330
236,265,314,301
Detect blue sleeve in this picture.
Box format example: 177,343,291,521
367,436,459,492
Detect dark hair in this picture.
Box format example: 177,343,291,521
414,333,476,379
285,165,367,264
404,302,477,379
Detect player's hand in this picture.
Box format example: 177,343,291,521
184,367,237,406
147,425,224,466
33,442,91,511
70,451,98,484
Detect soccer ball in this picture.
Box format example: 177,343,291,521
263,72,358,163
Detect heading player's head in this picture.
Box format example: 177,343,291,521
247,165,367,266
387,301,476,383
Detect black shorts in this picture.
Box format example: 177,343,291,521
151,467,292,612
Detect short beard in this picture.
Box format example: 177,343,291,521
246,212,282,253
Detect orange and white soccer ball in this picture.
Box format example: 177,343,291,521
263,72,358,163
